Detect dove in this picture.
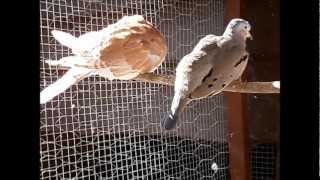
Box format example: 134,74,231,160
161,18,252,130
40,15,167,104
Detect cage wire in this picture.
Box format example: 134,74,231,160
40,0,229,179
250,143,277,180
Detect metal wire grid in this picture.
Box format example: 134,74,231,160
250,143,277,180
40,0,228,179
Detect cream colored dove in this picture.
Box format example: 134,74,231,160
161,18,252,130
40,15,167,104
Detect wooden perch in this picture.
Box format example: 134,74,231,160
135,73,280,94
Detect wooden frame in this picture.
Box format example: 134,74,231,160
224,0,251,180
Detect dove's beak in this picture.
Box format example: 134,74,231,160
247,31,253,40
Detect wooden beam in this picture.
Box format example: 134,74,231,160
224,0,251,180
135,73,280,94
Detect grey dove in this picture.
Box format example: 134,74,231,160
161,18,252,130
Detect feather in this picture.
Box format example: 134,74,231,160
40,67,92,104
51,30,80,51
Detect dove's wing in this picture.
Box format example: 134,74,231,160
231,52,249,80
170,35,220,114
40,67,93,104
174,35,220,98
190,47,249,99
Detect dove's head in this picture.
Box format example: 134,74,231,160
224,18,252,40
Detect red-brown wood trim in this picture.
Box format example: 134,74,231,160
224,0,251,180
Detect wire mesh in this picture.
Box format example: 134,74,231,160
40,0,228,179
250,143,277,180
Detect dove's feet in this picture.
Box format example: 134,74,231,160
161,113,178,130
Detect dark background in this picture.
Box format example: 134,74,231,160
243,0,280,179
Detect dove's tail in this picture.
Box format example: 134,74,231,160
44,56,92,69
161,93,191,130
40,67,92,104
51,30,81,52
161,113,179,130
45,60,70,70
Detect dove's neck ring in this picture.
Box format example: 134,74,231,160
223,28,248,43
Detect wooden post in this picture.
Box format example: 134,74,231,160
224,0,251,180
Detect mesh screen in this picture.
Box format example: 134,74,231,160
40,0,228,179
250,143,277,180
